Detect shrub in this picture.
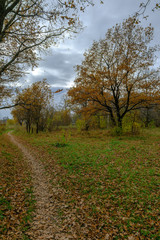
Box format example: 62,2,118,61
0,125,6,135
111,126,123,136
76,119,86,132
123,111,142,134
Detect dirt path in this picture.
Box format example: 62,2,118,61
7,133,73,240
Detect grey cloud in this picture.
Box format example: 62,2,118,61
25,48,84,87
2,0,160,119
39,51,82,70
29,72,70,87
27,0,160,89
66,0,141,50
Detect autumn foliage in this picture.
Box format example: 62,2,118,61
0,0,100,107
12,80,53,133
0,134,34,239
68,17,160,129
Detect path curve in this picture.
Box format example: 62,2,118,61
7,133,67,240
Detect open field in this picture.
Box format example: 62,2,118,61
1,127,160,239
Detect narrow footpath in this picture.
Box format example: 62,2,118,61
7,133,74,240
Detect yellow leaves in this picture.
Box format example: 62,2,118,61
12,80,53,130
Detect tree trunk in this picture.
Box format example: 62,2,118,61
117,118,122,128
26,123,28,133
109,111,116,126
85,123,89,131
145,107,149,128
0,1,5,43
36,122,39,134
28,123,31,133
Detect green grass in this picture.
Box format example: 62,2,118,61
13,127,160,239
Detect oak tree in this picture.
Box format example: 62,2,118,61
68,17,160,128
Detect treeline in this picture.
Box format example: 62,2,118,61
11,79,160,134
71,107,160,134
11,80,71,133
12,17,160,134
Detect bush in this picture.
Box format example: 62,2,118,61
76,119,86,132
122,111,142,134
111,126,123,136
100,116,107,129
131,122,141,134
148,120,156,128
0,125,6,135
7,119,15,126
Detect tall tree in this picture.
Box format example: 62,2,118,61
0,0,100,106
68,17,160,128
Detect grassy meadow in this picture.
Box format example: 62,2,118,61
1,125,160,239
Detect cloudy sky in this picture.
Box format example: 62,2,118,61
1,0,160,119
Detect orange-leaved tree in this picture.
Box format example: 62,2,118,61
12,79,53,133
68,17,160,129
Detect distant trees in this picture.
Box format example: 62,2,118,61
140,104,160,127
12,81,72,133
12,80,52,133
49,109,72,129
0,0,100,107
68,17,160,129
